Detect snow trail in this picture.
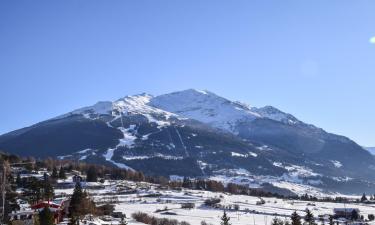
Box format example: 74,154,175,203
175,127,189,157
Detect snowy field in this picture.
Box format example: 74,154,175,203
55,180,375,225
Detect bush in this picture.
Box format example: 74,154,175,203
96,204,115,216
181,203,195,209
180,222,190,225
201,221,213,225
256,198,265,205
132,212,191,225
132,212,150,223
204,198,221,207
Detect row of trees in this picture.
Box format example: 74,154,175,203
51,166,66,179
360,192,375,202
132,212,189,225
179,177,286,198
219,209,330,225
22,176,54,204
271,209,360,225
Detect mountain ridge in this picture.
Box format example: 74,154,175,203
0,89,373,194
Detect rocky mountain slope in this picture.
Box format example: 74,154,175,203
0,89,374,194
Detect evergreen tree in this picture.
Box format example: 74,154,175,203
39,206,54,225
58,167,66,179
291,211,302,225
43,180,54,201
271,217,284,225
68,182,96,225
361,193,367,202
304,209,315,225
351,210,359,221
16,173,22,187
43,173,49,182
220,211,231,225
182,177,192,189
69,182,84,225
51,167,58,179
328,215,334,225
86,166,98,182
25,178,42,204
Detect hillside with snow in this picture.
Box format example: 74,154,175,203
0,89,374,195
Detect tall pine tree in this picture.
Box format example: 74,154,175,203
351,210,359,221
16,173,22,187
361,193,367,202
68,182,96,225
58,167,66,179
291,211,302,225
43,181,54,201
220,211,231,225
51,167,58,179
69,182,84,225
86,166,98,182
304,209,316,225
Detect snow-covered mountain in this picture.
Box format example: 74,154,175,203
150,89,305,132
0,89,374,194
64,89,305,134
64,93,178,128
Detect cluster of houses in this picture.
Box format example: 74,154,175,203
5,166,372,225
9,199,68,225
7,168,83,225
6,166,137,225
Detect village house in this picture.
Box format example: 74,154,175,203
9,199,68,225
31,199,67,224
72,174,83,183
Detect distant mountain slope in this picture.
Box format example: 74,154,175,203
0,89,374,194
365,147,375,155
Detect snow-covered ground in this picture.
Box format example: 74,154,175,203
55,180,375,225
207,167,333,198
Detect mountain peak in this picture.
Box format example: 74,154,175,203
184,88,210,95
150,89,261,132
253,106,300,125
65,89,306,133
159,89,217,98
3,88,375,195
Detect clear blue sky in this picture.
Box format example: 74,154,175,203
0,1,374,146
